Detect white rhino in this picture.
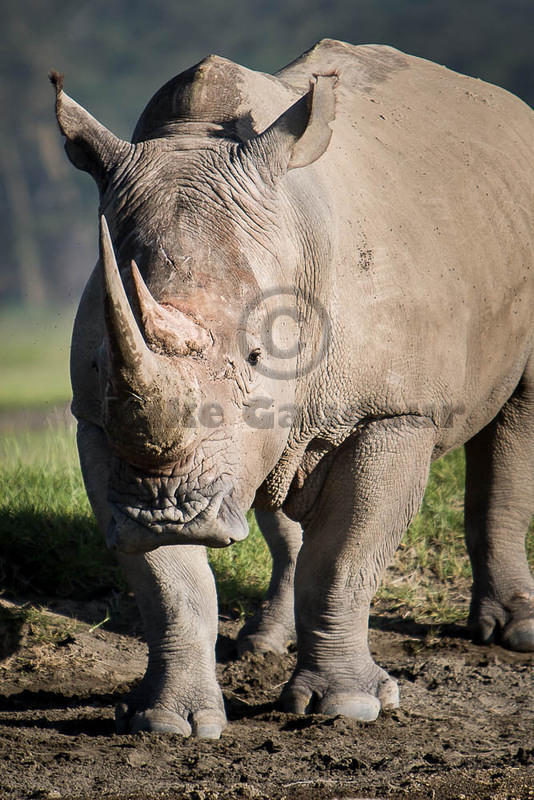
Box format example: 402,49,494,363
52,39,534,737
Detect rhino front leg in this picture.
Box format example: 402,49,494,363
281,417,435,721
116,545,226,738
238,509,302,655
465,358,534,652
76,420,225,738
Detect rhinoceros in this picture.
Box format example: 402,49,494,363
52,39,534,737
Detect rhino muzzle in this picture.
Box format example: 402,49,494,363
106,459,249,552
106,493,249,553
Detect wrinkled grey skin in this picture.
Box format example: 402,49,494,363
53,39,534,737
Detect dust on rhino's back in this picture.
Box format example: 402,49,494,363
281,40,534,304
280,38,533,160
281,40,534,449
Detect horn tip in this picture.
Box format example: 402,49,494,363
99,215,116,288
130,259,140,282
100,214,112,242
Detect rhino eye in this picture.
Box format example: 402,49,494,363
248,348,261,366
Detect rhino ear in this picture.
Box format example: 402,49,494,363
49,71,131,187
243,74,337,179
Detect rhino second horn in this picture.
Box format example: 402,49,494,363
130,259,212,353
100,215,156,387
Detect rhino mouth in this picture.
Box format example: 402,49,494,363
113,486,220,529
106,460,249,552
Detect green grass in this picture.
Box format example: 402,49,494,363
377,448,470,624
379,449,534,624
0,307,74,409
0,424,271,612
1,422,533,626
0,424,119,598
209,513,271,611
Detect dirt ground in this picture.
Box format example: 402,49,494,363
1,596,533,800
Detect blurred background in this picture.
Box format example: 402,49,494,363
1,0,533,411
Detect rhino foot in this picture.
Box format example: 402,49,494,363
237,605,295,655
116,703,226,738
469,593,534,652
500,618,534,652
115,678,227,738
280,663,399,722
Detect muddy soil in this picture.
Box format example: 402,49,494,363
0,596,533,800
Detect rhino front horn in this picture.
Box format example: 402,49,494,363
100,215,156,388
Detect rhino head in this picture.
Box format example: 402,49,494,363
51,58,335,553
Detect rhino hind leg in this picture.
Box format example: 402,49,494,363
237,509,301,655
281,417,436,721
465,357,534,652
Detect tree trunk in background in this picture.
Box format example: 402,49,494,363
0,139,47,307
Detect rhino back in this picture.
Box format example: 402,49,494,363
278,40,534,455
